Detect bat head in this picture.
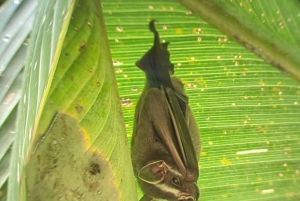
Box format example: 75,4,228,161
138,160,199,201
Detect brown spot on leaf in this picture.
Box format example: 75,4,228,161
79,41,86,52
89,163,100,175
88,181,100,192
76,105,84,114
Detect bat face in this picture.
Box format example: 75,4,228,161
131,20,201,201
138,160,199,201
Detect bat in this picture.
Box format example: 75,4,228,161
131,20,201,201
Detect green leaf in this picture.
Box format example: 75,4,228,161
12,0,137,200
7,0,75,200
101,0,300,200
0,0,35,198
178,0,300,82
0,0,36,75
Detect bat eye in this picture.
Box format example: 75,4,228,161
171,176,181,187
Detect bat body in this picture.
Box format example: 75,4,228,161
131,20,201,201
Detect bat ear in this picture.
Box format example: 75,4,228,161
138,160,168,184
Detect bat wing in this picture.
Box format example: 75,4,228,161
145,88,199,182
163,86,199,181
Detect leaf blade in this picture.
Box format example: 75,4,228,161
178,0,300,82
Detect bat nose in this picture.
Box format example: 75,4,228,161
178,195,196,201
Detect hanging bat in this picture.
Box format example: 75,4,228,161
131,20,201,201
